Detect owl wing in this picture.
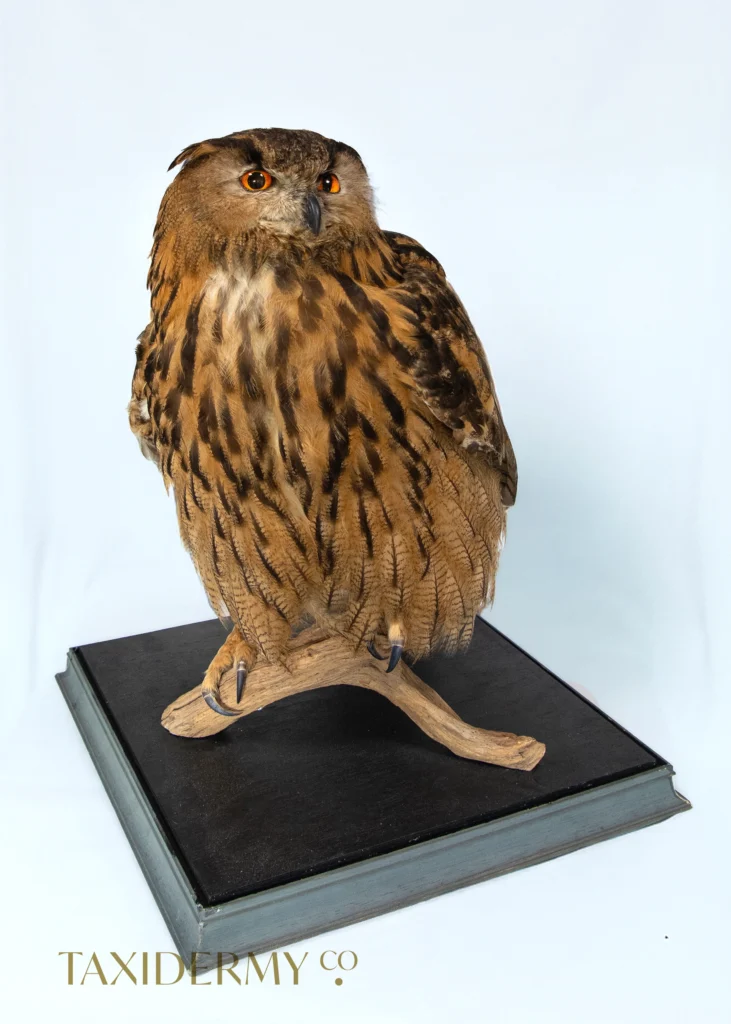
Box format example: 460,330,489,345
127,322,160,466
383,232,518,506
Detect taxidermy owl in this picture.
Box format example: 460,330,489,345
129,128,517,715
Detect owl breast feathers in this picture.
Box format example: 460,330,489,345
130,128,517,666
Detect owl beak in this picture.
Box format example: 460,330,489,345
303,193,322,235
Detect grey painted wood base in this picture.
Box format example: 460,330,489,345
57,644,689,973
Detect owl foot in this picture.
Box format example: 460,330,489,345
201,628,257,717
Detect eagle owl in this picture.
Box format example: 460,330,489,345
129,128,517,714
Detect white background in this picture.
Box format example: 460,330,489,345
1,0,729,1020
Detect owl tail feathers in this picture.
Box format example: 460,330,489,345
367,621,405,674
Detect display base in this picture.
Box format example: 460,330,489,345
56,617,689,972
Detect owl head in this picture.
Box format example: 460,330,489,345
160,127,376,254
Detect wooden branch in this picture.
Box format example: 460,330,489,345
162,632,546,771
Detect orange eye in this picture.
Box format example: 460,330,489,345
241,170,273,191
317,172,341,194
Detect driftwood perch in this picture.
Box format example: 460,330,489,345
162,629,546,771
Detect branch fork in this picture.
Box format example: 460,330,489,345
162,629,546,771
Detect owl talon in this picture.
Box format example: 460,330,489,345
236,660,247,703
386,642,404,674
200,629,255,716
201,680,240,717
367,640,387,661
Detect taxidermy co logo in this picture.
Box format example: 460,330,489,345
58,949,358,986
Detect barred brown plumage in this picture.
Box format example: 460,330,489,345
129,127,518,712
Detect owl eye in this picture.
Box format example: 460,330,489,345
241,170,274,191
317,172,341,194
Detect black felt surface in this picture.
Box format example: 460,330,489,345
76,618,661,907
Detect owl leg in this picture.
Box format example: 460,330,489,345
201,626,258,717
367,622,405,674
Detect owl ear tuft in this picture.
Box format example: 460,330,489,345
168,133,262,173
167,140,218,172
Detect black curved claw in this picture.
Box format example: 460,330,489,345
202,686,239,717
236,661,247,703
367,640,387,661
386,643,404,674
